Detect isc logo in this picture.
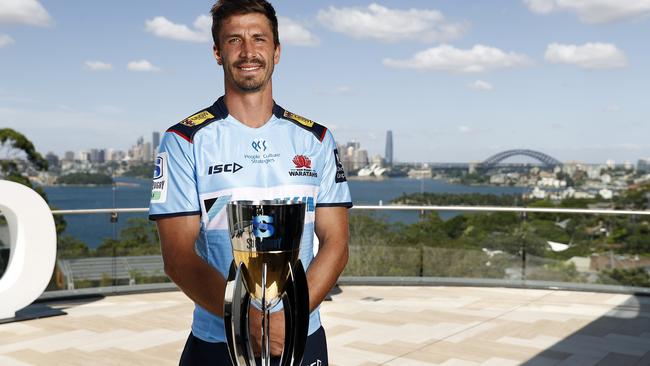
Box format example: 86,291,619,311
208,163,243,175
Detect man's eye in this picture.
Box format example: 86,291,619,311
229,38,241,44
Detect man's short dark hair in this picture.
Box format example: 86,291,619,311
210,0,280,48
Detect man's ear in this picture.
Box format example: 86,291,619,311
274,43,281,65
213,45,223,65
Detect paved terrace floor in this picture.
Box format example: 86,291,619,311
1,286,650,366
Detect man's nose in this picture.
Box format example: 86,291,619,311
240,39,254,58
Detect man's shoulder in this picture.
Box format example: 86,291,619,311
166,98,228,143
273,104,328,143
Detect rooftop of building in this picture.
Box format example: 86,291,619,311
1,285,649,366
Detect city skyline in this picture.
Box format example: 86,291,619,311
1,1,650,163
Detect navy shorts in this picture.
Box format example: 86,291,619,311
179,326,328,366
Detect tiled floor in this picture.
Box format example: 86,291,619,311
1,286,649,365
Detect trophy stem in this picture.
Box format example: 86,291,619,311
261,262,271,366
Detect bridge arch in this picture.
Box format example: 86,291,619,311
481,149,561,168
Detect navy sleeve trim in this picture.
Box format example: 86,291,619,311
148,211,201,221
316,202,353,208
165,97,228,143
274,104,328,143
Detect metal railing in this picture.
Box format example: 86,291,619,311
15,205,649,298
51,205,650,216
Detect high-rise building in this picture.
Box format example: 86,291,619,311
142,142,153,162
89,149,105,163
64,151,75,161
638,158,650,173
77,150,90,162
45,152,59,168
385,130,393,166
153,132,161,155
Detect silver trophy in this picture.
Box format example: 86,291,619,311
224,200,309,366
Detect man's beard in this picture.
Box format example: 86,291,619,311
229,58,274,93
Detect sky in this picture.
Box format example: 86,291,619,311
1,0,650,164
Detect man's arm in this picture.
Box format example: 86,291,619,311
156,215,226,317
251,206,349,356
307,206,349,311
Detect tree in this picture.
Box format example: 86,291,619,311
0,128,48,172
95,218,160,256
0,128,66,235
57,235,90,259
599,268,650,287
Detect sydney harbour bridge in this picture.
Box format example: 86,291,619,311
479,149,562,169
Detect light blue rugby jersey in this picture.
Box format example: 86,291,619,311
149,96,352,343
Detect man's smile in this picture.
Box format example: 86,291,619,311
236,61,264,73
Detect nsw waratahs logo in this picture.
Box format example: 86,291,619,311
292,155,311,169
289,155,317,177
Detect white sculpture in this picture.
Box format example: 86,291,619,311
0,180,57,319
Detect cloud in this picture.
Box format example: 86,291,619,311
545,42,627,69
96,105,124,115
469,80,494,91
145,15,318,47
604,104,621,112
336,85,352,94
459,126,473,134
145,15,211,43
384,44,530,73
523,0,650,24
127,60,161,72
0,0,51,26
317,3,467,43
84,61,113,71
315,85,353,96
278,17,319,46
0,34,14,47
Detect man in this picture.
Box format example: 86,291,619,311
148,0,352,365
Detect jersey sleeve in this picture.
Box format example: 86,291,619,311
316,130,353,208
148,131,201,220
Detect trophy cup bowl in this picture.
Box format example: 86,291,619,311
224,200,309,366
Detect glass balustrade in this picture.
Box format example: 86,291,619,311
39,206,650,295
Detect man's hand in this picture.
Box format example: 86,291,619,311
156,215,227,317
248,307,285,357
307,207,349,311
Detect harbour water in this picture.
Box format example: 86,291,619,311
44,177,527,248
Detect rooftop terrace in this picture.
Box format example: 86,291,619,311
1,285,649,366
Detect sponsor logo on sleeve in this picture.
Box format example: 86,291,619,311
180,111,214,127
334,149,347,183
151,152,168,203
289,155,317,178
283,110,314,128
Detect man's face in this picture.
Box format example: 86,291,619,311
214,13,280,93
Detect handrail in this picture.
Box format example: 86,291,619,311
50,205,650,216
51,208,148,215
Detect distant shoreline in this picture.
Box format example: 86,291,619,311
43,181,141,188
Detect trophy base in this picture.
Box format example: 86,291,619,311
224,260,309,366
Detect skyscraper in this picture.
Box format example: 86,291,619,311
153,132,161,155
385,130,393,166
